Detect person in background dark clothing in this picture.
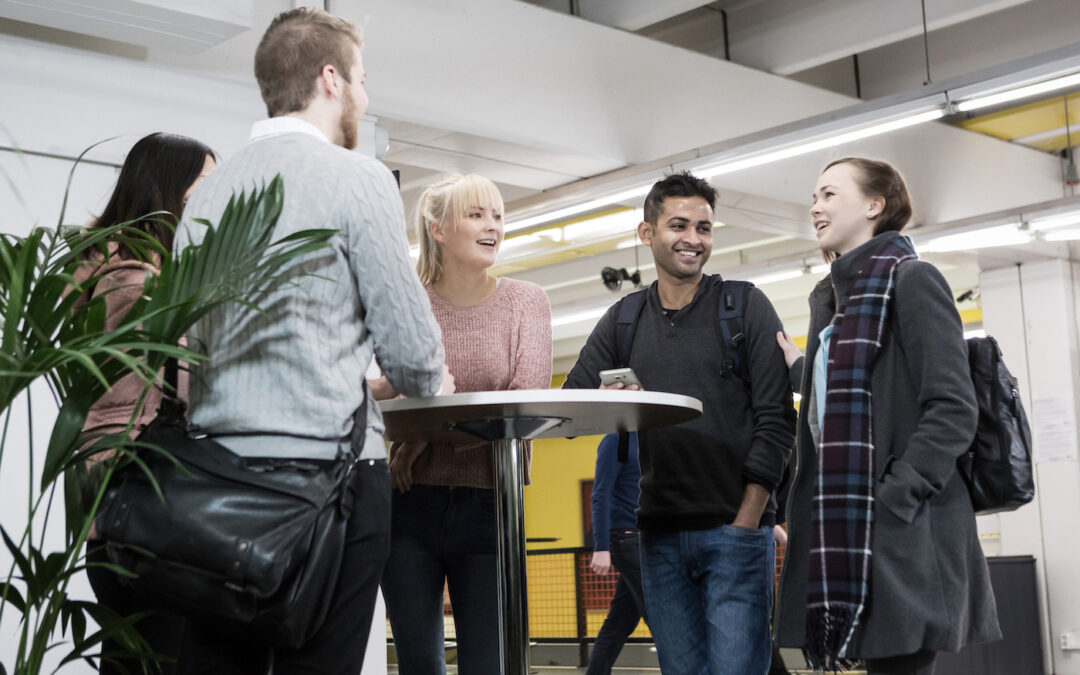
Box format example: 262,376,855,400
586,432,646,675
564,172,796,675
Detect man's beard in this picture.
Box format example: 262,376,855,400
340,86,358,150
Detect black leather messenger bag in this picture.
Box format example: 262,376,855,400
96,362,363,648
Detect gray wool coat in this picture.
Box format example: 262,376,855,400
775,232,1002,659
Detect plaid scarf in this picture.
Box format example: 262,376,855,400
804,235,917,670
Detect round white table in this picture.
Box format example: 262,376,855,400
379,389,702,675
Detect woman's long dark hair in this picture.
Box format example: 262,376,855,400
87,132,215,260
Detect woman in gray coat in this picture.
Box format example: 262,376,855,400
774,157,1000,674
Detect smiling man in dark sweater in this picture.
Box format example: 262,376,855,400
564,172,796,675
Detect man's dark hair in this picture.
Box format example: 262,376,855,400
643,171,717,226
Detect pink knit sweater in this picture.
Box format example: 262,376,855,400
392,277,552,489
73,252,188,456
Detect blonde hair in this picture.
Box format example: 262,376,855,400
414,174,504,285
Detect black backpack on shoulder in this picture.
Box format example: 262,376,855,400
613,279,753,379
959,335,1034,514
610,279,752,461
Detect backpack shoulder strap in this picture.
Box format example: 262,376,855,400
614,289,648,368
613,289,647,463
717,280,753,382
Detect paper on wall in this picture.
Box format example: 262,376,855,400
1032,394,1079,463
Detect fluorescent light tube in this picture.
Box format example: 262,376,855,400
506,186,651,234
506,104,944,233
955,71,1080,112
551,305,610,327
1028,211,1080,231
748,268,805,285
698,108,945,179
498,233,544,256
809,263,830,274
1042,228,1080,242
560,209,644,241
922,223,1030,252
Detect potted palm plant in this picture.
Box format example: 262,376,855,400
0,154,333,674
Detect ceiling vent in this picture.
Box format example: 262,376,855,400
0,0,252,54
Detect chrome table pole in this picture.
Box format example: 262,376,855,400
493,437,529,675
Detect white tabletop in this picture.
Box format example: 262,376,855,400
378,389,702,442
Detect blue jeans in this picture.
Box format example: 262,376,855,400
586,530,649,674
641,525,775,675
381,485,499,675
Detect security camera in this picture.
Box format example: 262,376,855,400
601,267,623,291
601,267,643,292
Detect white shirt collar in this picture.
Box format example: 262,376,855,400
249,117,331,144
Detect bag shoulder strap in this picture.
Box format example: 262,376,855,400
613,290,647,463
717,280,753,382
157,357,187,422
614,289,648,367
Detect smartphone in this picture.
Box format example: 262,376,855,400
599,367,642,388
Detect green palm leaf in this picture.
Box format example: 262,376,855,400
1,172,335,674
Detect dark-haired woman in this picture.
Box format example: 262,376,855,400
773,158,1000,674
75,132,216,675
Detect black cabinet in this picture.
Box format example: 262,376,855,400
935,556,1045,675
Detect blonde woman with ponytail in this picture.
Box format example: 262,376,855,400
381,174,552,673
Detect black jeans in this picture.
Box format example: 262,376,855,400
866,650,937,675
585,530,648,675
179,458,391,675
382,484,500,674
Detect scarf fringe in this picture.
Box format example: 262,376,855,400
804,605,860,672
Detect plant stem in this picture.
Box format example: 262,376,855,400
25,393,33,552
0,403,11,480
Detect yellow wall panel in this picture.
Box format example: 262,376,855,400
525,434,604,550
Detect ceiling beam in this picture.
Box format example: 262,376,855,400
577,0,714,32
727,0,1032,75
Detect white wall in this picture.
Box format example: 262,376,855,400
981,260,1080,675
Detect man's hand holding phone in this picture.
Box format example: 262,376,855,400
599,367,643,391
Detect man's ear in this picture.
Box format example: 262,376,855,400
637,220,654,247
317,64,341,99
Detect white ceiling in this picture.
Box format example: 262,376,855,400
3,0,1080,372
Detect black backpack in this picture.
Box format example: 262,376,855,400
611,279,752,461
958,335,1034,514
614,279,753,379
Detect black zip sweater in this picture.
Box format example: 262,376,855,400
564,274,796,532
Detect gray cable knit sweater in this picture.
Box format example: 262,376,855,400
176,129,444,459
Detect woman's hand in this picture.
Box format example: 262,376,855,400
439,364,456,395
776,331,803,369
390,442,427,493
367,376,398,401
